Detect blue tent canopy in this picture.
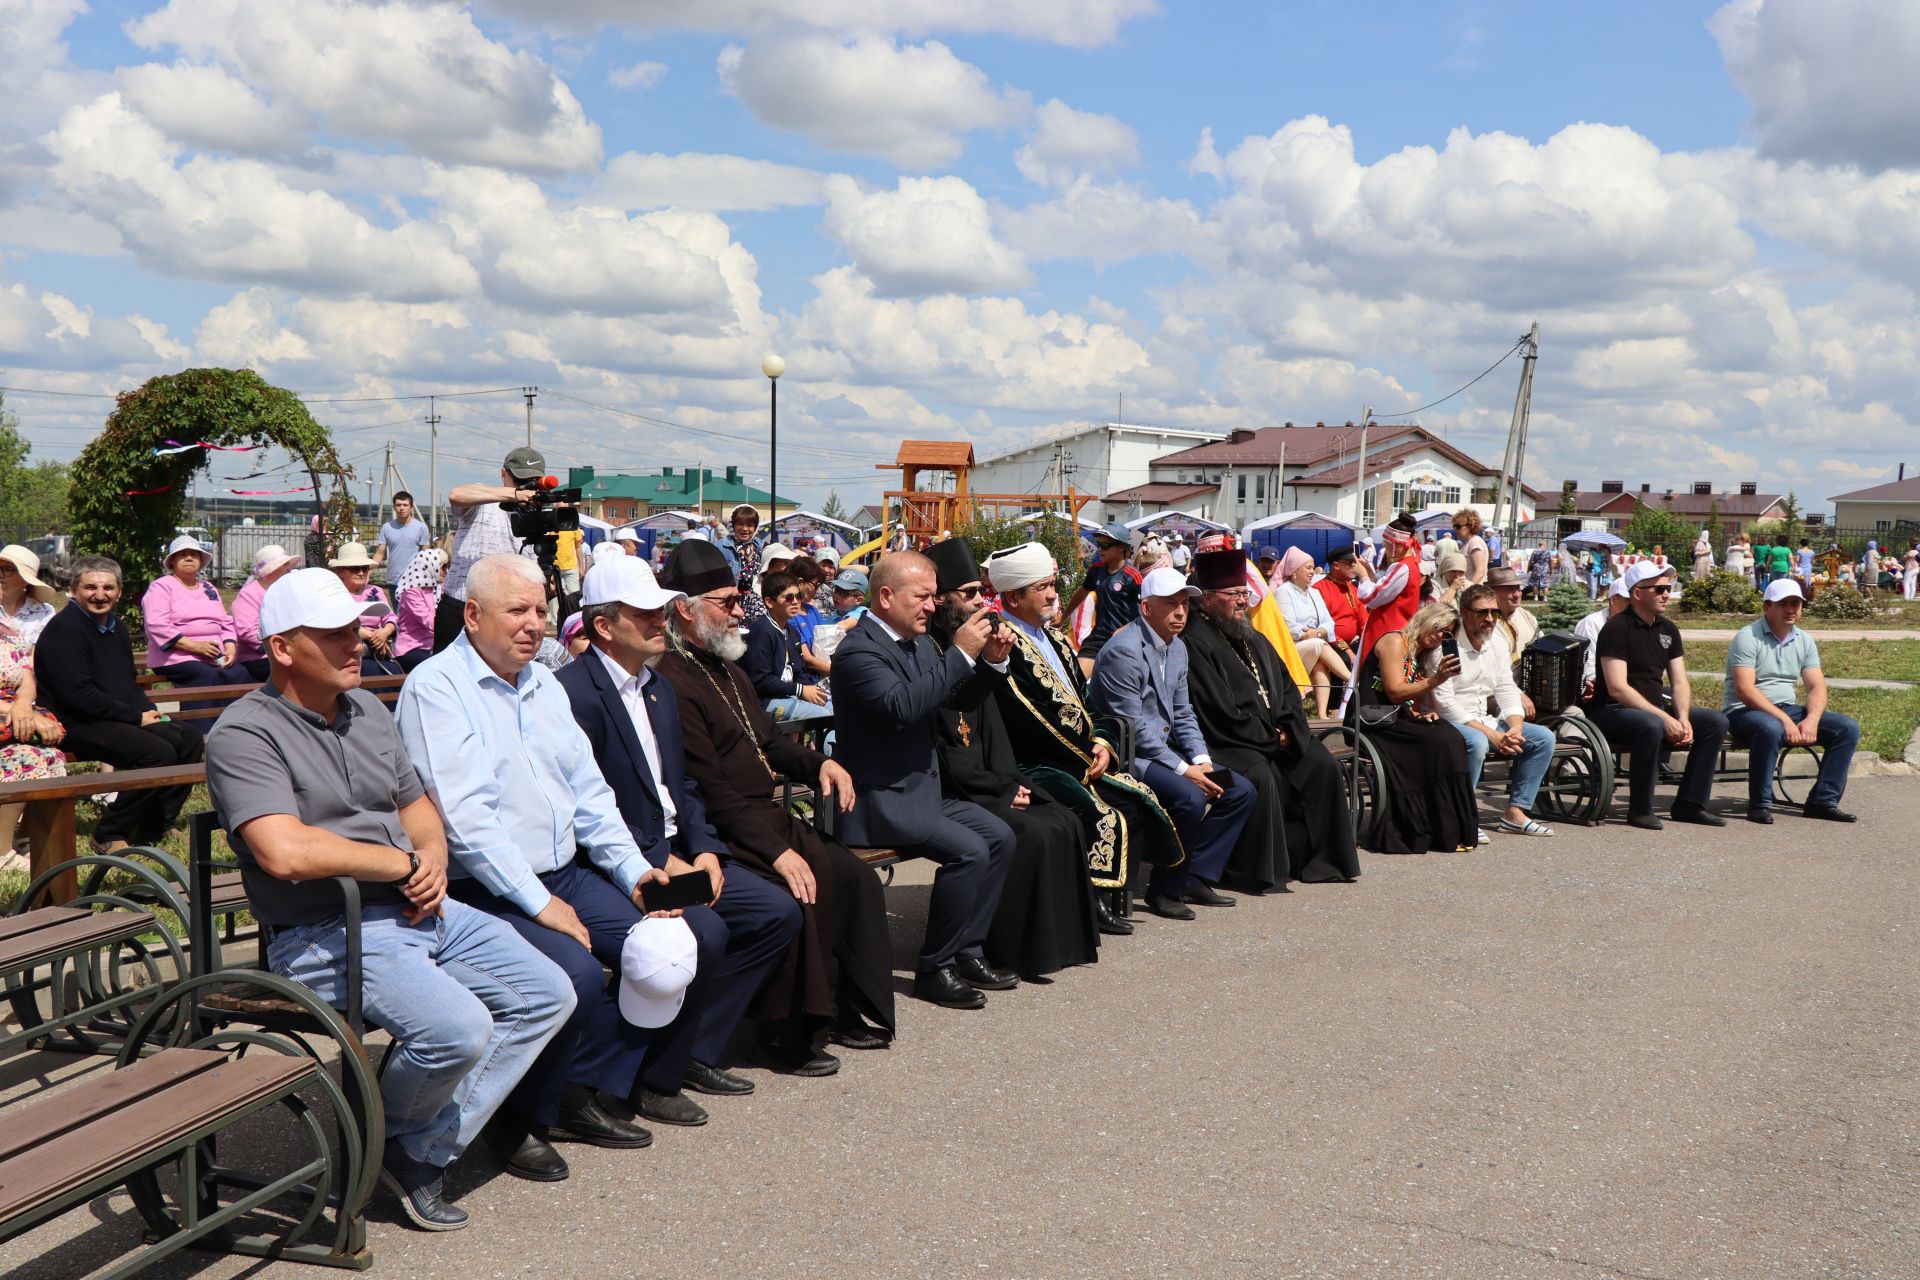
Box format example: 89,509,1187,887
1241,511,1363,565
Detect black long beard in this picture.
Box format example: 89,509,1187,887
930,598,970,645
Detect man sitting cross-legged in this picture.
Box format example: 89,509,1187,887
1723,579,1860,824
398,554,713,1183
206,568,575,1231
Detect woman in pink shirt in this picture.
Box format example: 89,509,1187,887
143,535,236,685
328,543,401,676
393,547,445,671
230,544,301,679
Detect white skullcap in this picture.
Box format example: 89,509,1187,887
983,541,1056,592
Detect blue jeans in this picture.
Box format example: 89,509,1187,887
1725,702,1860,809
266,900,575,1169
1450,721,1557,813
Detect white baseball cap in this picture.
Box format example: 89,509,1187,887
618,917,699,1028
1140,566,1199,600
1764,578,1805,603
761,542,797,564
581,555,682,611
259,567,366,639
1609,575,1632,600
612,526,639,544
1623,560,1675,592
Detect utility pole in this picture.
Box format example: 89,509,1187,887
1492,323,1541,534
1355,407,1372,527
697,457,705,521
522,386,537,448
378,439,393,515
426,396,440,536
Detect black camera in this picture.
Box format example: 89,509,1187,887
501,481,581,547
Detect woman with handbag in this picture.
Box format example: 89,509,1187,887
1345,600,1479,854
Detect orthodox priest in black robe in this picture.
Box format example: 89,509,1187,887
977,541,1182,900
1184,547,1360,890
658,540,896,1061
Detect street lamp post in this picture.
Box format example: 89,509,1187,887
762,353,785,528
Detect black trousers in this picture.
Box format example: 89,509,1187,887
58,719,203,844
906,799,1016,972
431,593,464,654
1589,703,1730,815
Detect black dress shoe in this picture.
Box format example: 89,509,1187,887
1627,812,1664,831
1143,892,1196,921
1802,804,1857,823
912,966,987,1009
1670,802,1727,827
1092,897,1133,935
763,1041,842,1077
499,1129,571,1182
381,1140,472,1229
1183,881,1236,907
1746,804,1774,824
634,1088,709,1127
552,1085,654,1149
955,956,1019,990
826,1019,891,1050
683,1060,755,1097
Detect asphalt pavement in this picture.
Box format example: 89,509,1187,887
6,777,1917,1279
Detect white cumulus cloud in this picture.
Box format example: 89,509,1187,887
1013,98,1139,187
118,62,306,155
474,0,1158,47
593,151,830,212
821,175,1030,296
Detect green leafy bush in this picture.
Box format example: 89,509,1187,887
1534,580,1601,631
1678,569,1761,615
1806,586,1873,620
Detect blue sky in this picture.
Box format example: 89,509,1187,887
2,0,1915,512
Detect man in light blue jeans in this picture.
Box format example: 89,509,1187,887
1723,578,1860,824
1426,584,1558,839
206,567,573,1232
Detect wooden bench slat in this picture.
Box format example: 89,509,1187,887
0,907,91,944
855,848,899,865
0,909,154,973
0,764,205,803
0,1049,232,1163
0,1053,317,1222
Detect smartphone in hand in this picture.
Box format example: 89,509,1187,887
641,870,714,913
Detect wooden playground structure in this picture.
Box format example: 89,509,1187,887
874,441,1093,549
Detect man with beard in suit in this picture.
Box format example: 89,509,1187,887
1182,547,1360,890
924,537,1104,975
829,551,1020,1010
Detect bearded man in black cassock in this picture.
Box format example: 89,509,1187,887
922,538,1108,972
1183,547,1360,890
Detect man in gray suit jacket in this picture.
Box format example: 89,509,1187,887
1089,567,1256,920
830,550,1020,1009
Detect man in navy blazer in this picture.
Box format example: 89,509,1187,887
830,550,1020,1010
1089,567,1255,920
557,558,806,1091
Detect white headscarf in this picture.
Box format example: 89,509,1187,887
984,541,1055,591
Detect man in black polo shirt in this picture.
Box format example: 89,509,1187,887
1063,521,1141,676
206,568,575,1231
1588,560,1729,830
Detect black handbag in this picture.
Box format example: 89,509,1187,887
1356,702,1401,729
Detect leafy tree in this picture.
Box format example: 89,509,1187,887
1622,497,1694,559
69,369,350,602
0,392,72,538
819,490,849,522
956,509,1087,585
1558,479,1577,516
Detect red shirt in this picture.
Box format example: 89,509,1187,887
1313,574,1363,644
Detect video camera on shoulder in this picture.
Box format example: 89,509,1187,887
500,474,582,545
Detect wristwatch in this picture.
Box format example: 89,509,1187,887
391,850,421,886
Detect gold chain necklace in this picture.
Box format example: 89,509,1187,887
671,640,775,779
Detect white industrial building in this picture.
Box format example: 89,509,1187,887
967,422,1227,524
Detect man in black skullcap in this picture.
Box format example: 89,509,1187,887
1183,547,1360,891
925,538,1105,974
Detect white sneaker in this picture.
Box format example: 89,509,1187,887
1476,827,1491,846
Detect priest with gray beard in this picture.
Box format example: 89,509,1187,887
655,540,896,1063
1182,548,1360,890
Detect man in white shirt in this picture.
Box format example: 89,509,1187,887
1573,577,1631,692
1425,584,1557,837
1169,533,1192,572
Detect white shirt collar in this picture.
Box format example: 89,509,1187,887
592,643,650,693
868,611,907,644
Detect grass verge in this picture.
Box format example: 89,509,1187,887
1684,639,1920,684
1688,676,1920,761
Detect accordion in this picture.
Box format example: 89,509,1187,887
1519,632,1588,718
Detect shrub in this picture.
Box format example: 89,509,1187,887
1534,580,1601,632
1678,569,1761,615
1806,586,1873,620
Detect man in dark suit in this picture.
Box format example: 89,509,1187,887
829,550,1019,1009
555,558,808,1088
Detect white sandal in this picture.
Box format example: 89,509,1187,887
1498,818,1555,837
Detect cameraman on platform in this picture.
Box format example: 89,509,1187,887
438,447,546,654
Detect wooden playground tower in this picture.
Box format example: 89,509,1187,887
877,441,1092,546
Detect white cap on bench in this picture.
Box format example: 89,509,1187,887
259,568,368,639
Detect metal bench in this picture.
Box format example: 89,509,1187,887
0,1046,327,1279
1567,705,1825,820
0,764,207,905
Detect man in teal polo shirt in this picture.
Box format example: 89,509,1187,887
1723,578,1859,824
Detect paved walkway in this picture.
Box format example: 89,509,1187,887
9,778,1918,1278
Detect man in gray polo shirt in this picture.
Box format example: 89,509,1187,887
206,568,575,1233
1723,577,1860,824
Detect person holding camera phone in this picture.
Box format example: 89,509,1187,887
1088,567,1256,920
436,446,548,654
1344,599,1480,854
400,555,762,1185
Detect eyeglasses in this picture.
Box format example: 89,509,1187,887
953,585,983,599
0,563,17,577
1467,607,1499,617
1208,588,1251,601
702,593,743,612
1641,584,1673,595
774,591,803,603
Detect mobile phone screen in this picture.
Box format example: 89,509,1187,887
641,870,714,913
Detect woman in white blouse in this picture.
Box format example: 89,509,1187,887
1273,546,1351,718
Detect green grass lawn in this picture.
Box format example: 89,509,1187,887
1688,676,1920,761
1672,595,1920,631
1684,639,1920,684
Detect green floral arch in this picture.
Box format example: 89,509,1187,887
69,368,353,600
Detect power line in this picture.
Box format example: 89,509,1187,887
1371,338,1529,420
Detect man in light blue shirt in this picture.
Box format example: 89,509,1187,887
1722,578,1859,824
399,553,708,1183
